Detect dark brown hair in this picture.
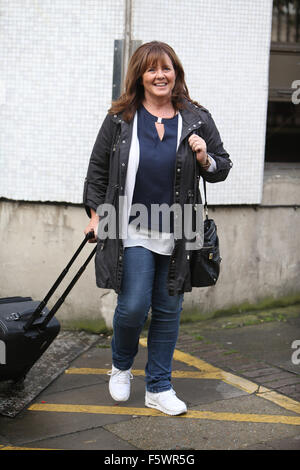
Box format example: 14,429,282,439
108,41,200,122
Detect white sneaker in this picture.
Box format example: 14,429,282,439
108,365,133,402
145,388,187,416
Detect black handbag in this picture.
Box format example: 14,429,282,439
189,158,222,288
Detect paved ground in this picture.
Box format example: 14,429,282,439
0,308,300,452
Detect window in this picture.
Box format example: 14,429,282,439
265,0,300,163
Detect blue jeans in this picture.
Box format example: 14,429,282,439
111,246,184,393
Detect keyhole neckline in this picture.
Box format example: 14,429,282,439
141,104,178,123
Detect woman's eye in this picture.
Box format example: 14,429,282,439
146,66,172,72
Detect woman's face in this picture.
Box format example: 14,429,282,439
141,53,176,102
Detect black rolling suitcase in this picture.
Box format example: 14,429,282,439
0,231,96,384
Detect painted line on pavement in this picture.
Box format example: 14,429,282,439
0,445,56,450
28,403,300,426
138,337,300,415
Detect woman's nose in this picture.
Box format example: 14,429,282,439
156,68,164,78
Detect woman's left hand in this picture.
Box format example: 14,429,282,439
188,134,208,165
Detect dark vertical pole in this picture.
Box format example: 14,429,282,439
111,1,142,102
112,39,124,101
286,0,290,42
296,0,300,42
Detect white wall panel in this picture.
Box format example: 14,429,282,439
0,0,124,203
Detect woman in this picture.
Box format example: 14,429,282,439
83,41,232,416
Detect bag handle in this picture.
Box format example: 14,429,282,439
39,243,97,329
193,146,209,220
24,231,95,331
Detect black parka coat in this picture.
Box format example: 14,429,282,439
83,99,233,296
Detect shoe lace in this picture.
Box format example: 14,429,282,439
160,388,179,404
107,369,133,383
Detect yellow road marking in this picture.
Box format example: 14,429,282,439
139,337,300,415
0,445,56,450
256,389,300,414
28,403,300,426
65,367,219,380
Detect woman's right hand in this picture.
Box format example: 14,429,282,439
84,209,99,243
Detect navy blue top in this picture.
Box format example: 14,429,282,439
129,105,178,233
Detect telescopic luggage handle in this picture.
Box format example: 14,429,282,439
24,231,96,331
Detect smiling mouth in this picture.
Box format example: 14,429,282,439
154,83,167,87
